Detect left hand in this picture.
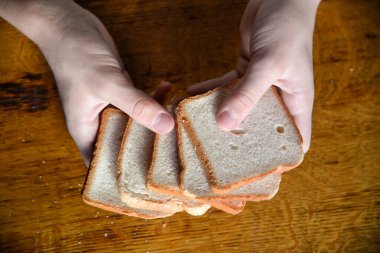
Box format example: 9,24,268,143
188,0,321,153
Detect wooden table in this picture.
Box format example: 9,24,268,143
1,0,379,252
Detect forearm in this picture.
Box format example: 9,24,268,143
0,0,80,48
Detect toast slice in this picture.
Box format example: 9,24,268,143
177,84,303,193
117,118,185,213
177,123,281,200
82,108,174,219
147,115,245,215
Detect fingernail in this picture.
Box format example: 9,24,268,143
152,113,173,133
217,110,238,131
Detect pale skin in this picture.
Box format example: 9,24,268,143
0,0,321,166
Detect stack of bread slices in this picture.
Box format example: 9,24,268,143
82,82,304,219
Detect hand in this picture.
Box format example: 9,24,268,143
188,0,321,153
0,1,175,166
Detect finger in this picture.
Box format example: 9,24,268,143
151,81,172,104
100,72,174,134
277,80,314,153
216,60,279,131
291,109,312,153
187,70,239,95
239,0,264,60
73,119,99,167
66,101,108,167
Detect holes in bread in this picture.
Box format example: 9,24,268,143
280,146,287,153
230,129,246,135
229,144,239,150
276,125,285,134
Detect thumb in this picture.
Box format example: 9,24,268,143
99,72,174,134
216,61,279,131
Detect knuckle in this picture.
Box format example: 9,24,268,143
92,68,127,97
231,88,255,109
131,97,152,120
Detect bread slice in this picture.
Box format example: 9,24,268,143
177,123,281,200
147,111,245,215
177,84,303,193
146,116,210,216
82,108,174,219
147,116,184,196
117,118,185,213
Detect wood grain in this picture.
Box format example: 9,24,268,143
0,0,379,252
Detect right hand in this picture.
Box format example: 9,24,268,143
188,0,320,153
21,1,175,165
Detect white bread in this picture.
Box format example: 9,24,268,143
147,110,246,215
177,83,303,193
147,111,183,195
147,115,211,216
177,123,281,201
117,118,185,213
82,108,174,219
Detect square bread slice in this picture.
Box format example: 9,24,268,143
82,108,174,219
117,118,185,213
177,84,303,194
146,116,210,216
147,113,245,215
178,123,281,200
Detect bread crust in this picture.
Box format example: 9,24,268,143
177,84,303,194
116,118,185,213
82,196,173,219
147,116,246,214
83,81,297,217
176,121,249,214
147,130,183,195
177,120,280,202
82,108,173,219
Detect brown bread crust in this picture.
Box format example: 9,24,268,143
177,120,279,201
82,108,173,219
147,110,246,214
116,117,184,213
